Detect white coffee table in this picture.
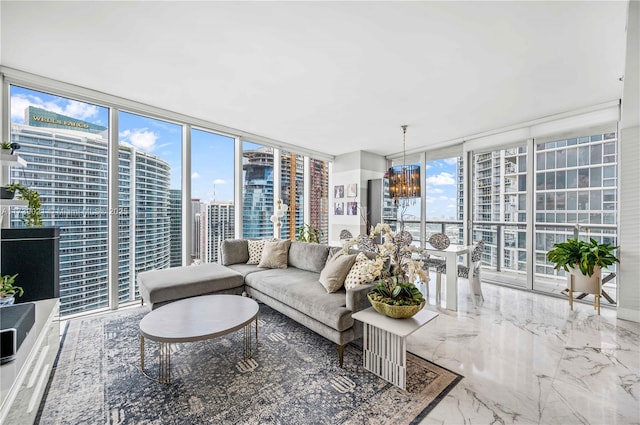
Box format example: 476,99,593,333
352,307,438,390
139,294,259,384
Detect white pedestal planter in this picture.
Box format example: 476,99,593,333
568,266,602,314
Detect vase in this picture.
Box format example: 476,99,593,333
367,294,425,319
0,296,15,307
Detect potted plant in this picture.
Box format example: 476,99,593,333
1,141,20,155
295,223,322,243
546,237,619,293
6,183,43,227
0,273,23,306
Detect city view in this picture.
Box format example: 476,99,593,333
7,86,619,316
8,86,329,316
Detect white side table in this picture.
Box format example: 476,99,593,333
352,307,438,390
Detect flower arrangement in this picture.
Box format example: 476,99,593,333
344,221,429,309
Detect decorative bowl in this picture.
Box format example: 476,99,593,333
367,294,425,319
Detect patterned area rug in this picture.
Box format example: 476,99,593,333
37,303,461,424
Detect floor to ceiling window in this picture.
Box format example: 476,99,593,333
424,156,463,244
117,111,181,302
191,129,235,264
533,130,619,304
280,151,304,239
309,158,329,243
2,77,331,317
242,142,274,239
472,145,528,288
8,85,110,316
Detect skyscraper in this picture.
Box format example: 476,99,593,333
242,147,274,238
10,107,171,315
201,202,234,263
169,189,182,267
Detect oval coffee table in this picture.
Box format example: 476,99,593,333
139,294,259,384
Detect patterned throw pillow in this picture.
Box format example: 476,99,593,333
247,239,270,265
344,252,376,290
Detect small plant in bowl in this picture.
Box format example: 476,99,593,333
1,141,20,154
368,277,425,318
0,274,23,306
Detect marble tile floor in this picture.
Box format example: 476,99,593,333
410,275,640,424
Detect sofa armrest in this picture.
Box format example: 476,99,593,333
346,282,376,312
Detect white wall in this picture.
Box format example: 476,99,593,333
329,151,386,245
617,0,640,323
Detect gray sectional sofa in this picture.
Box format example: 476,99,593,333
137,239,376,366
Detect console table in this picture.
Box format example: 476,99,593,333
0,298,60,424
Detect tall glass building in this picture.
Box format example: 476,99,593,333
10,107,171,315
242,147,274,238
169,189,182,267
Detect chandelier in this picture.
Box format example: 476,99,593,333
388,125,421,199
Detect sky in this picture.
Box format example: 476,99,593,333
402,158,459,220
10,85,458,216
11,85,235,202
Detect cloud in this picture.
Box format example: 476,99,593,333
425,172,455,186
119,128,159,152
213,178,227,185
443,158,459,165
192,172,200,179
430,187,444,194
11,94,99,123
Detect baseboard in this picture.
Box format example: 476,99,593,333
617,307,640,323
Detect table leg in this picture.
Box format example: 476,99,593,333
361,323,407,390
158,342,170,384
445,253,457,311
140,334,145,371
244,321,252,360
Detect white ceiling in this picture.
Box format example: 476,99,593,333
0,1,629,158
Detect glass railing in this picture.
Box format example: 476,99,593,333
383,219,619,306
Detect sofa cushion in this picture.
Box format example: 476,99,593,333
288,241,330,273
258,240,291,269
244,268,354,332
219,239,249,265
137,263,244,306
319,251,357,293
225,263,266,278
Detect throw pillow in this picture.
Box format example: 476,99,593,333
247,239,269,265
344,252,379,290
319,251,357,293
258,240,291,269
